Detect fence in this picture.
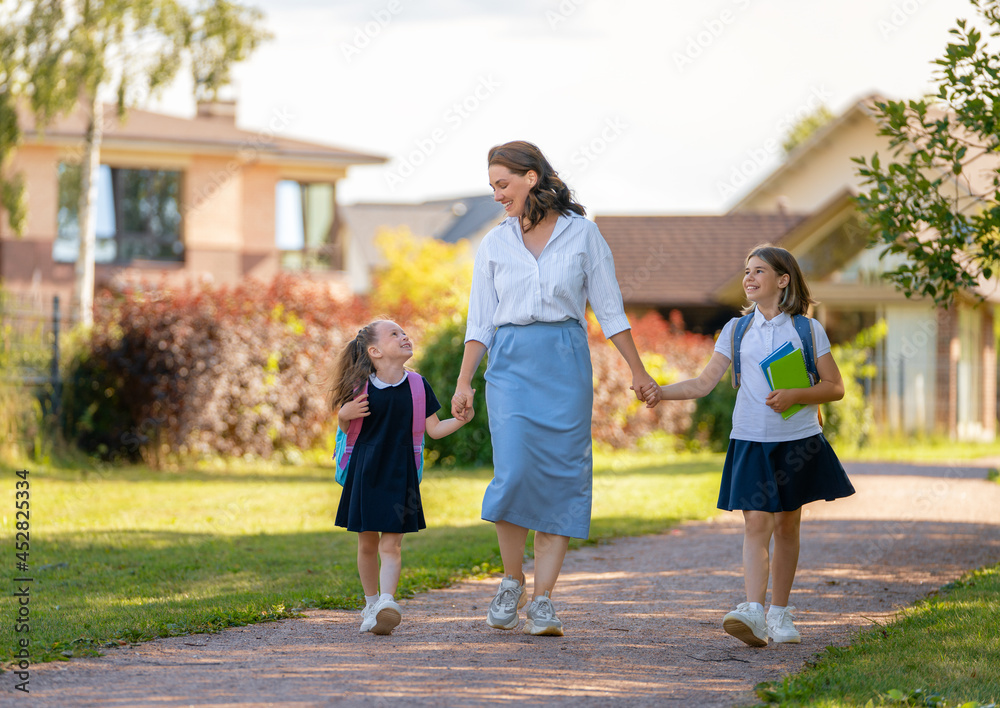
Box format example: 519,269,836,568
0,292,70,413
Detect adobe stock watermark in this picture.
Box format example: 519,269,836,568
546,0,586,29
673,0,752,73
340,0,403,64
384,75,501,190
716,85,835,201
560,117,628,183
877,0,933,40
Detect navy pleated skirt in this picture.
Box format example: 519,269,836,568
718,434,855,512
482,320,593,539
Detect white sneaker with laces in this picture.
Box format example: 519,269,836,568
523,591,564,637
359,603,376,633
767,606,801,644
486,574,527,630
723,602,768,647
370,595,402,635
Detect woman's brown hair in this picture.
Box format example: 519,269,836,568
742,244,816,317
487,140,585,232
327,320,383,410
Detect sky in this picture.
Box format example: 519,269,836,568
149,0,983,217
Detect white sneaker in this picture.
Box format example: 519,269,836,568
723,602,768,647
486,575,528,630
523,591,564,637
370,595,402,635
358,603,376,633
767,606,801,644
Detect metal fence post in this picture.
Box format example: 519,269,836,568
51,295,61,418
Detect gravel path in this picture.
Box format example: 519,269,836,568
9,460,1000,707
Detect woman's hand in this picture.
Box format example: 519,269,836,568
630,370,660,408
452,383,476,422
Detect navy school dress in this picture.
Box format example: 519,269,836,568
335,375,440,533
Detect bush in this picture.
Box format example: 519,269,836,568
590,310,715,448
821,321,884,452
63,276,372,461
689,376,738,451
415,315,492,468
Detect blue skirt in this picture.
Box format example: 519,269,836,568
718,434,855,512
482,320,593,539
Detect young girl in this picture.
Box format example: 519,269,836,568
329,319,471,635
648,244,855,646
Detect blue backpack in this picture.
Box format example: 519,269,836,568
333,371,426,485
730,311,819,388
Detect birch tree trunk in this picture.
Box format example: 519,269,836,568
74,94,102,328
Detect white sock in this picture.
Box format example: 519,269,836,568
748,602,764,613
379,592,394,603
365,593,379,607
768,604,785,616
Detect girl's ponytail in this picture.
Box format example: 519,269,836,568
327,321,381,410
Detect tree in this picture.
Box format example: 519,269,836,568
853,0,1000,307
782,104,835,154
370,226,474,325
0,0,270,326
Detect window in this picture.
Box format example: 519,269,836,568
275,180,342,270
55,163,183,264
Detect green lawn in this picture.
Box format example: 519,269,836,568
0,452,724,663
751,564,1000,707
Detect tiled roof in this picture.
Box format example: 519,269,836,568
595,214,806,306
17,101,385,165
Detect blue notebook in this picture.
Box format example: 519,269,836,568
759,342,810,420
758,341,794,376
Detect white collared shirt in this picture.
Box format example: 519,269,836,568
465,213,631,348
715,309,832,442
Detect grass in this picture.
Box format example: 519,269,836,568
844,436,1000,464
751,563,1000,708
0,451,724,664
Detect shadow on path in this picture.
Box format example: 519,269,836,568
12,465,1000,707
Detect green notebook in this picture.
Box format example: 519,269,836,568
763,347,811,420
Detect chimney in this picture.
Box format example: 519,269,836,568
196,99,237,124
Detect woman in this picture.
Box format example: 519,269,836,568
451,140,658,636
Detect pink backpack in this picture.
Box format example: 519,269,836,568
333,371,426,485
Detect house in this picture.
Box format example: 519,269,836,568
0,99,386,306
340,195,505,293
598,95,998,441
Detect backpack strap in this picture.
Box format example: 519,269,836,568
793,314,819,385
338,379,369,472
730,313,755,388
406,371,426,472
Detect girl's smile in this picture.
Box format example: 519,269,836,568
743,256,789,308
372,321,413,362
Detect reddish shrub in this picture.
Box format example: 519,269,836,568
589,309,714,448
64,275,375,461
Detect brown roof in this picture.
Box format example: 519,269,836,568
16,101,386,165
596,213,806,306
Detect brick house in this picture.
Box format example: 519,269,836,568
0,100,386,306
598,96,998,441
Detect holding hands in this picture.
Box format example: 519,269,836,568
451,384,476,422
631,371,660,409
